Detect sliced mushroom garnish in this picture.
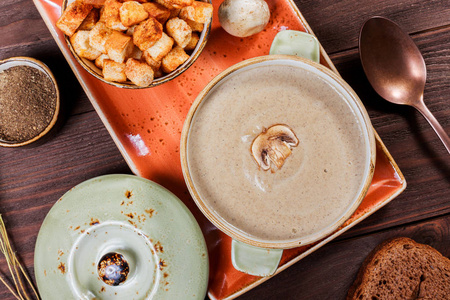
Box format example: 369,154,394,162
251,124,299,172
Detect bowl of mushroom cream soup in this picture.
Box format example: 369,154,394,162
181,55,376,276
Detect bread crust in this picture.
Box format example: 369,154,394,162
119,1,149,27
179,1,212,24
132,17,163,51
165,17,192,48
142,2,171,24
161,45,189,73
56,1,94,36
347,237,450,300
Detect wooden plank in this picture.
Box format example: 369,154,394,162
296,0,450,53
237,213,450,299
0,0,448,299
330,25,450,239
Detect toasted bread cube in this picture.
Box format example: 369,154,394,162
161,45,189,73
99,5,106,22
56,1,93,36
169,8,181,18
95,54,110,69
119,1,148,27
129,46,143,59
103,59,127,82
154,0,176,9
133,18,163,51
165,0,194,9
142,51,162,71
102,0,128,31
70,30,102,60
165,17,191,48
180,16,204,32
142,2,171,24
78,8,100,30
179,1,212,24
153,0,183,18
89,22,112,53
125,58,154,87
105,31,134,63
154,67,163,78
144,32,174,61
184,32,199,51
126,25,137,36
82,0,106,8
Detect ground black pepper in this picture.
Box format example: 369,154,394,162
0,65,57,143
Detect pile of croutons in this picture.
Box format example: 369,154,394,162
56,0,213,87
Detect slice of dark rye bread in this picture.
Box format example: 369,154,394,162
347,237,450,300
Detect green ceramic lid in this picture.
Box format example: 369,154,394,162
34,174,208,299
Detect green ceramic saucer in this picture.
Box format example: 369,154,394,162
34,174,208,299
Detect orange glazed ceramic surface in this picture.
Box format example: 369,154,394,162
33,0,406,299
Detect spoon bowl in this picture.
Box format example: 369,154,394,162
359,16,449,153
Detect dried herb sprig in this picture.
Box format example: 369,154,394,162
0,215,40,300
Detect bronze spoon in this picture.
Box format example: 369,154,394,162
359,16,450,153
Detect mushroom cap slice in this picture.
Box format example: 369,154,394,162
251,124,299,172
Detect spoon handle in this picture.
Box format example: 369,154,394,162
414,101,450,154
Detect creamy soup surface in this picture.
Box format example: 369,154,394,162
187,63,368,242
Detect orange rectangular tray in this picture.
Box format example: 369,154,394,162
33,0,406,298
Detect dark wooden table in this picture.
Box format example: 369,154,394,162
1,0,449,299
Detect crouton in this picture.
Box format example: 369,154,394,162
82,0,106,8
125,58,154,87
180,16,204,32
169,8,181,18
98,5,106,22
102,0,128,31
129,46,143,59
119,1,148,27
179,1,212,24
70,30,102,60
95,53,109,69
142,51,162,71
164,0,194,9
133,18,163,51
145,32,174,61
78,8,100,30
103,59,127,82
165,17,191,48
154,0,176,9
154,67,163,78
161,45,189,73
56,1,93,36
126,25,137,36
184,32,199,51
142,2,171,24
89,21,112,53
104,31,134,63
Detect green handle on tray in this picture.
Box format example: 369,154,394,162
231,240,283,277
270,30,320,63
231,30,320,277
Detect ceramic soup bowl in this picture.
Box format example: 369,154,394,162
181,53,376,276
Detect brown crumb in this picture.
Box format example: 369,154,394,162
145,208,155,217
90,218,100,226
57,262,66,274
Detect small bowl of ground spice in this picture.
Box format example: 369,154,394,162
0,57,60,147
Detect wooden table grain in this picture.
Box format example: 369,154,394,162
0,0,449,299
